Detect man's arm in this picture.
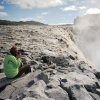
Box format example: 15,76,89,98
8,56,21,68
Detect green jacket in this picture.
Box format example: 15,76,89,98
3,52,21,78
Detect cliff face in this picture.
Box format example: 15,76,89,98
0,24,100,100
74,14,100,71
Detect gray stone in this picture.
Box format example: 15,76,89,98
83,70,97,81
60,72,97,94
23,97,37,100
68,85,94,100
45,87,69,100
0,85,15,99
26,80,54,100
89,92,100,100
15,93,26,100
30,60,39,65
57,68,69,74
27,80,46,92
11,70,41,88
43,68,57,75
37,72,49,84
64,72,97,86
52,56,69,67
47,79,60,89
10,87,26,100
11,74,31,88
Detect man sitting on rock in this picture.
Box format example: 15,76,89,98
3,46,31,78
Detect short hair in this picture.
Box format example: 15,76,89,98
10,46,18,57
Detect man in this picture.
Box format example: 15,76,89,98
3,46,31,78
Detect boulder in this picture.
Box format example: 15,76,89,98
26,80,54,100
60,72,97,94
68,85,94,100
45,86,69,100
0,85,15,100
10,87,26,100
64,72,97,86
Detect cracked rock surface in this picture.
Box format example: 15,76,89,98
0,25,100,100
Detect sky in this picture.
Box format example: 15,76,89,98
0,0,100,24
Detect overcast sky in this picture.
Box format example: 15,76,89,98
0,0,100,24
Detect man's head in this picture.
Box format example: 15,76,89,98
10,46,19,57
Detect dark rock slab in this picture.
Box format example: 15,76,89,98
95,72,100,79
37,72,49,84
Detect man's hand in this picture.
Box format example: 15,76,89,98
16,52,21,59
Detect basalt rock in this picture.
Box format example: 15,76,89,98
0,25,100,100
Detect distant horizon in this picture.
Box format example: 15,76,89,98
0,19,74,25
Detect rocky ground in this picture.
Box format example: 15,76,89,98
0,25,100,100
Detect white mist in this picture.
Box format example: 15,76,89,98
74,14,100,71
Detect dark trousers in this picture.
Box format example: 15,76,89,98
14,64,31,78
